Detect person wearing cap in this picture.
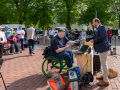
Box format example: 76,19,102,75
3,25,11,39
49,27,55,42
7,32,20,55
50,28,79,67
16,26,25,50
0,26,7,60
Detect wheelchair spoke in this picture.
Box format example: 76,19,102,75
42,57,62,78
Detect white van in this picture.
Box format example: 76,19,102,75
1,24,26,31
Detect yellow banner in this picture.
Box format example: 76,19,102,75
89,22,91,27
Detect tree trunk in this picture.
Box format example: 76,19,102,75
66,1,71,30
119,14,120,28
66,10,71,30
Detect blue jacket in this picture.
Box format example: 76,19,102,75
86,24,110,53
80,31,86,36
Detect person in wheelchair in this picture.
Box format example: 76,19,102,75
50,28,79,67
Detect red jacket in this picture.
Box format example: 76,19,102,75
7,35,20,43
107,30,112,37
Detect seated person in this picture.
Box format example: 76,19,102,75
7,32,20,55
50,28,79,67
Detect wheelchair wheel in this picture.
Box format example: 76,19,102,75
42,56,62,78
61,58,70,70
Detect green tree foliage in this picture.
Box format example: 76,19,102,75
0,0,55,29
25,0,55,29
78,0,112,26
54,0,81,29
110,0,120,28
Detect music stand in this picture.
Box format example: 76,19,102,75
0,59,7,90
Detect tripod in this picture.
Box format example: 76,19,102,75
0,59,7,90
111,36,117,55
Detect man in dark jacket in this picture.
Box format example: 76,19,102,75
74,29,79,40
83,18,110,86
86,27,93,38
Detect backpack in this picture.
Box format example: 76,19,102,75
42,46,50,59
47,74,66,90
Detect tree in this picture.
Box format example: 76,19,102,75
110,0,120,28
78,0,112,27
54,0,81,29
25,0,55,29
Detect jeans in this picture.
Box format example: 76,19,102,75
55,50,74,67
28,39,35,54
10,42,19,53
87,35,92,38
20,38,24,50
50,35,54,43
108,37,111,44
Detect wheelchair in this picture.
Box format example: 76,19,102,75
42,46,70,78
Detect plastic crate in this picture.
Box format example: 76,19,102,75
108,68,118,78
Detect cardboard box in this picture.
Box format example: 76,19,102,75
108,68,118,78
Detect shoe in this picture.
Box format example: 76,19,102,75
11,53,14,55
96,76,103,80
32,51,35,54
97,80,109,86
17,52,20,54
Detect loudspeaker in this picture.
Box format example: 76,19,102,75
93,52,101,73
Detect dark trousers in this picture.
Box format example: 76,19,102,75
75,37,79,40
108,37,111,44
10,42,19,53
50,35,54,42
0,43,4,58
55,50,74,67
28,39,35,54
20,38,24,50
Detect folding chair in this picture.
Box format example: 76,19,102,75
0,59,7,90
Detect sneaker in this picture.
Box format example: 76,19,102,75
32,51,35,54
11,53,14,55
16,52,20,54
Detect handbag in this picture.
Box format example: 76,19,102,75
47,74,66,90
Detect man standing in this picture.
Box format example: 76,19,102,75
74,29,79,40
3,25,11,38
16,26,25,50
107,28,112,44
65,28,69,38
83,18,110,86
26,24,36,55
49,27,55,42
50,28,79,67
86,27,93,38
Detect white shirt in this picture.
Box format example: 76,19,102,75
44,31,47,36
16,29,25,39
118,30,120,36
0,31,6,43
49,30,55,35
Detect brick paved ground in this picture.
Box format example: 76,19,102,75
0,36,120,90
